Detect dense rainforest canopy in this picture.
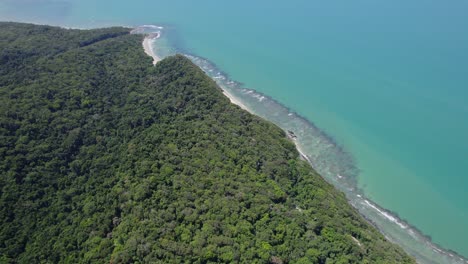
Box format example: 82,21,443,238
0,22,415,263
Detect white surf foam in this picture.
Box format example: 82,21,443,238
364,200,408,229
141,24,164,29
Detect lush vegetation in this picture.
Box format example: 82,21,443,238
0,22,415,263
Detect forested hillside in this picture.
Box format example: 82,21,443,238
0,22,415,263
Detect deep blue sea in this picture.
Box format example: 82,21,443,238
1,1,467,263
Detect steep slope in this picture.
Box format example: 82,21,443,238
0,22,415,263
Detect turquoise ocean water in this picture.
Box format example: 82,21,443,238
1,1,467,263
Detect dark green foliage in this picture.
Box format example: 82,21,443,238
0,22,415,263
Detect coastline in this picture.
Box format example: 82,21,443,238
139,27,468,264
143,33,161,65
181,53,468,264
217,83,468,264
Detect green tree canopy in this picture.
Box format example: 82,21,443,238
0,22,415,264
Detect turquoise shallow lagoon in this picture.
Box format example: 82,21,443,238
1,0,467,263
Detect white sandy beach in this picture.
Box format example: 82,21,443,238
143,37,160,65
222,89,251,112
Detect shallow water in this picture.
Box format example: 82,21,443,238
1,1,468,262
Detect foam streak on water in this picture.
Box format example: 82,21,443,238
144,25,468,264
